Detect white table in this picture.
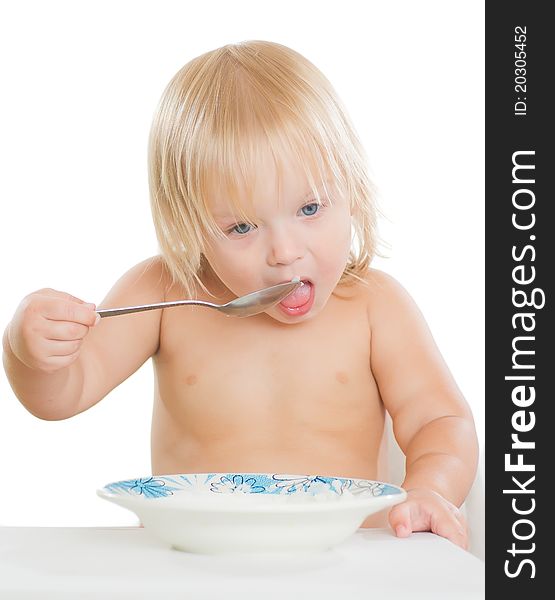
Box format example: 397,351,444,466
0,526,484,599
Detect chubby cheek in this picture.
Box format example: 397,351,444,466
204,242,261,295
318,219,352,279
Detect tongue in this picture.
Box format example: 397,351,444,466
280,281,311,308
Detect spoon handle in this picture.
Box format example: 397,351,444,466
97,300,217,318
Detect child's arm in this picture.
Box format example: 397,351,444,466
367,270,479,549
3,256,166,420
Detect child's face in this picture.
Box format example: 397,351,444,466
203,153,352,324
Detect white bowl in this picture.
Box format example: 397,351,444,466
97,472,406,554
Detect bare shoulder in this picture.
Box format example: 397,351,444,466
73,256,172,415
359,272,474,454
357,268,422,327
98,255,172,307
361,268,403,295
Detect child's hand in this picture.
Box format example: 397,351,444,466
6,288,99,373
388,488,468,549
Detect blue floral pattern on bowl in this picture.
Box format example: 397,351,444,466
103,472,402,500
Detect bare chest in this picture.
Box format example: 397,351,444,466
151,296,384,476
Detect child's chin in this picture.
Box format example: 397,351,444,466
265,304,320,324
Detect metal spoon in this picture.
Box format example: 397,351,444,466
96,279,302,319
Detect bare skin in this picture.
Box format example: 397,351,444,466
2,258,477,544
2,156,478,548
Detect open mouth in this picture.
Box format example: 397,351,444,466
278,279,314,316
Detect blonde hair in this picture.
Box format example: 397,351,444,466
148,40,378,297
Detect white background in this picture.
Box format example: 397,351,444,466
0,0,484,525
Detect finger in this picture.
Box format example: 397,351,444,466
44,320,90,341
41,351,81,372
388,502,413,538
45,339,82,357
453,508,467,528
444,503,468,538
37,289,90,304
42,299,98,326
431,511,468,550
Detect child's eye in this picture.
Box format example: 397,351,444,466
229,222,253,235
300,202,321,217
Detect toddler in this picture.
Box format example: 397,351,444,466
2,41,478,548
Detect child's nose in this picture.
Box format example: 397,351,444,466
266,227,304,267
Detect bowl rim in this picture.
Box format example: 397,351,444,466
96,472,407,513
